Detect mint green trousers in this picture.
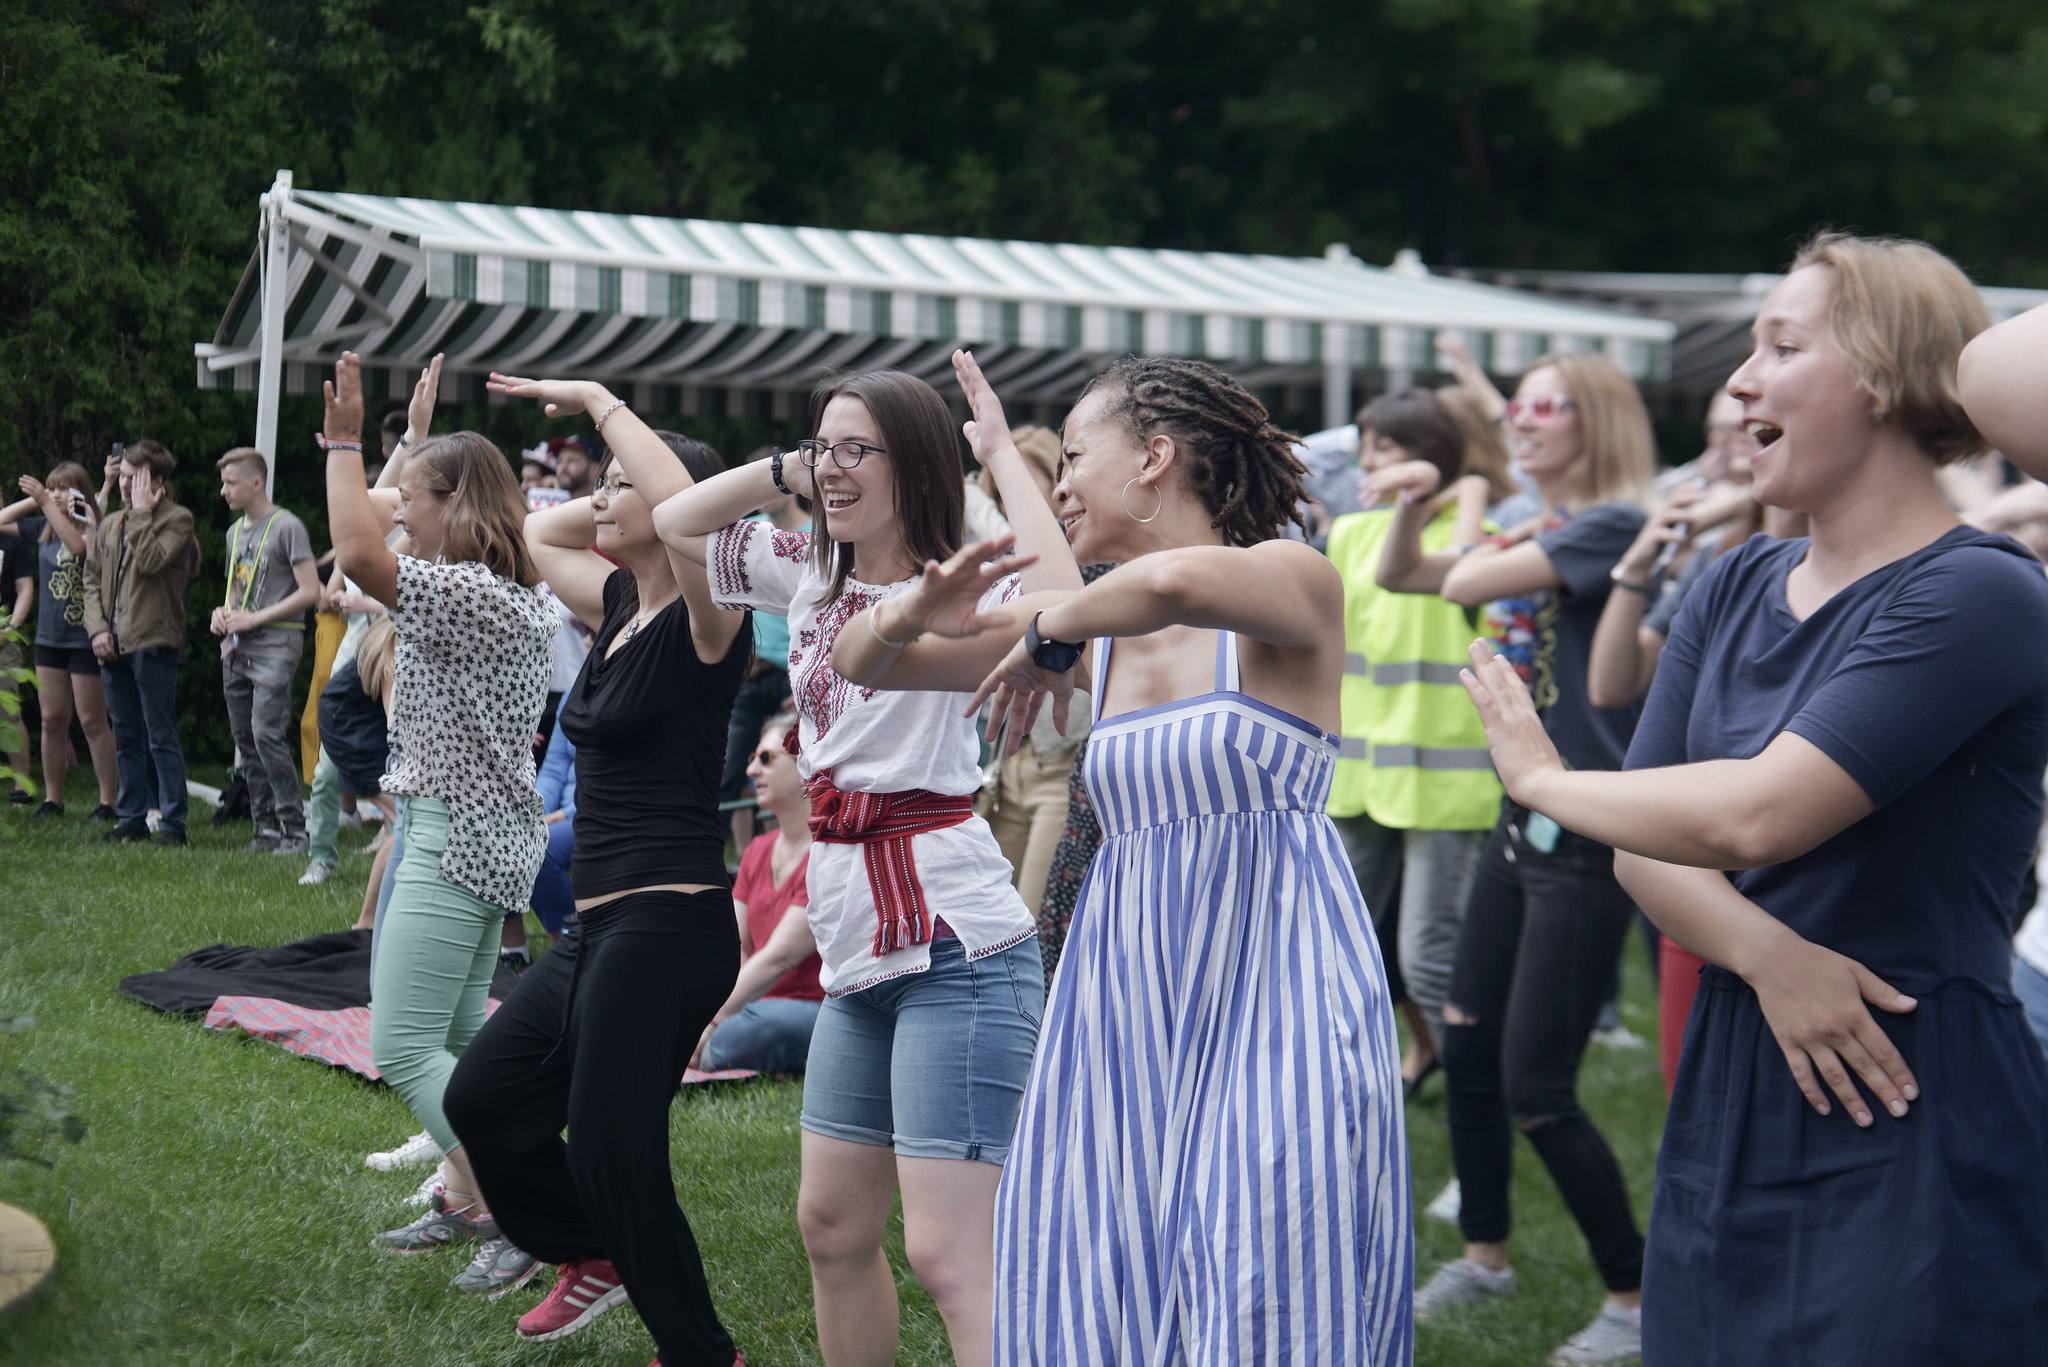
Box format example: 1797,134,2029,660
368,798,503,1152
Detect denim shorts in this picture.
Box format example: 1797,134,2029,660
800,936,1043,1165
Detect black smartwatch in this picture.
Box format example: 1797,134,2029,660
1023,611,1084,673
768,449,793,496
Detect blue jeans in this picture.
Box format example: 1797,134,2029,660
706,995,821,1074
530,818,576,937
2015,953,2048,1064
100,647,187,835
800,936,1043,1165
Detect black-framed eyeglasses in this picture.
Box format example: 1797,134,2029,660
594,474,635,497
797,439,886,469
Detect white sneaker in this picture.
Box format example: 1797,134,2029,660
298,860,336,886
337,809,364,831
1591,1022,1647,1050
1550,1301,1642,1365
1424,1177,1462,1223
1414,1257,1516,1320
406,1162,448,1208
366,1130,444,1171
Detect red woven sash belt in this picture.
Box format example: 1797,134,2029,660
805,770,973,957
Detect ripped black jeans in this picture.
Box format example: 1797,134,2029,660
1441,802,1645,1292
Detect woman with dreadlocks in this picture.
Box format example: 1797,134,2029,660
834,356,1413,1366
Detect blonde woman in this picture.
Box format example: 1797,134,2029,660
321,353,558,1258
1462,233,2048,1365
1377,350,1655,1364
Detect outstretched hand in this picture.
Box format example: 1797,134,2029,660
1460,638,1563,804
890,534,1038,641
966,634,1076,755
487,373,600,419
406,354,445,441
952,350,1023,470
324,353,365,441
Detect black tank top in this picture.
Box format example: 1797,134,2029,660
558,570,751,897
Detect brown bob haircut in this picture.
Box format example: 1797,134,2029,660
404,432,542,587
36,462,101,543
1356,389,1468,490
1789,231,1990,465
806,370,964,605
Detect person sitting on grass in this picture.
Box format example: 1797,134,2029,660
692,712,825,1077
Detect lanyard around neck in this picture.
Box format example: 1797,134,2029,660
228,509,282,612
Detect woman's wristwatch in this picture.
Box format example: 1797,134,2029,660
1023,611,1084,673
768,450,794,496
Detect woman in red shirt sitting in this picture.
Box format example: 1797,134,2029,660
693,711,825,1075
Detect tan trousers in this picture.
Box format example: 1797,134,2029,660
979,738,1073,916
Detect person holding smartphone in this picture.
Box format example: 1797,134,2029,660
81,441,198,845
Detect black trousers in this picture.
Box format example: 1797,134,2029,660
1441,803,1646,1292
444,888,741,1367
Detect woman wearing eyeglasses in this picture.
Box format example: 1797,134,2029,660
1376,351,1656,1365
650,353,1081,1367
440,386,751,1365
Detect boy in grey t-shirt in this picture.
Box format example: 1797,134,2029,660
211,447,320,851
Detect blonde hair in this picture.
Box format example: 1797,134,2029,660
1434,386,1518,504
355,618,397,706
1789,231,1990,465
405,433,541,587
216,447,268,482
978,425,1062,515
1525,351,1656,508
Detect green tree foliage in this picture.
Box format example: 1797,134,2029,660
4,1,2047,758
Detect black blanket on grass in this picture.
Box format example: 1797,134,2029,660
119,930,524,1015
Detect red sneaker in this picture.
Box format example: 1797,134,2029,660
515,1258,628,1341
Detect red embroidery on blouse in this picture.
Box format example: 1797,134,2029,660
794,586,881,742
714,521,757,599
771,529,811,563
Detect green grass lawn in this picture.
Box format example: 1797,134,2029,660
0,765,1668,1365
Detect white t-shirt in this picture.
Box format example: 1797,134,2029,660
707,520,1035,995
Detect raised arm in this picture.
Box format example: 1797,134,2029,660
15,479,89,557
323,354,399,607
651,456,801,564
1586,493,1698,708
488,374,749,660
1462,640,1873,869
1958,302,2048,481
953,350,1082,594
377,355,443,492
521,496,612,631
1435,336,1508,421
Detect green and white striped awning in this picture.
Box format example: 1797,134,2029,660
196,183,1674,418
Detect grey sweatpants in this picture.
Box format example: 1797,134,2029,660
1333,811,1485,1042
223,642,305,836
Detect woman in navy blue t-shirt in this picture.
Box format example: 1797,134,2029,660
1460,232,2048,1365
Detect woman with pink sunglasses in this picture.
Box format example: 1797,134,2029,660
1375,352,1656,1365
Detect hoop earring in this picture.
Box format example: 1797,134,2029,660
1122,477,1162,524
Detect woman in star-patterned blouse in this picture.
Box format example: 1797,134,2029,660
322,353,556,1256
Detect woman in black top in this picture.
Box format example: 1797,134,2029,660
443,383,751,1367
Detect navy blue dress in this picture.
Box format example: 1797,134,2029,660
1627,527,2048,1365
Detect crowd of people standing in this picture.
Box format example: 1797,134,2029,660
11,228,2048,1367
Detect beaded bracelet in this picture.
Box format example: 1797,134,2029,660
592,398,628,431
314,434,363,452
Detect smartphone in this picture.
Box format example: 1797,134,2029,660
1651,476,1709,579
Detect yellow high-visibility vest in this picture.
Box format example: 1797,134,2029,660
1326,507,1502,830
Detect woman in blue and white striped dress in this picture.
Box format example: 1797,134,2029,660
836,356,1414,1367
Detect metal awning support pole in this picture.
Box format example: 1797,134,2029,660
253,170,293,499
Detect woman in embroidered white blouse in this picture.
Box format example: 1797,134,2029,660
652,354,1080,1367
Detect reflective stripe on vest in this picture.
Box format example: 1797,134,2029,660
1370,661,1466,687
1335,737,1494,770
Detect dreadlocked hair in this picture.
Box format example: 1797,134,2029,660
1079,356,1308,546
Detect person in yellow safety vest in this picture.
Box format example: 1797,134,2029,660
1325,389,1508,1095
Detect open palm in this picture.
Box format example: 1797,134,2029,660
897,534,1036,640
